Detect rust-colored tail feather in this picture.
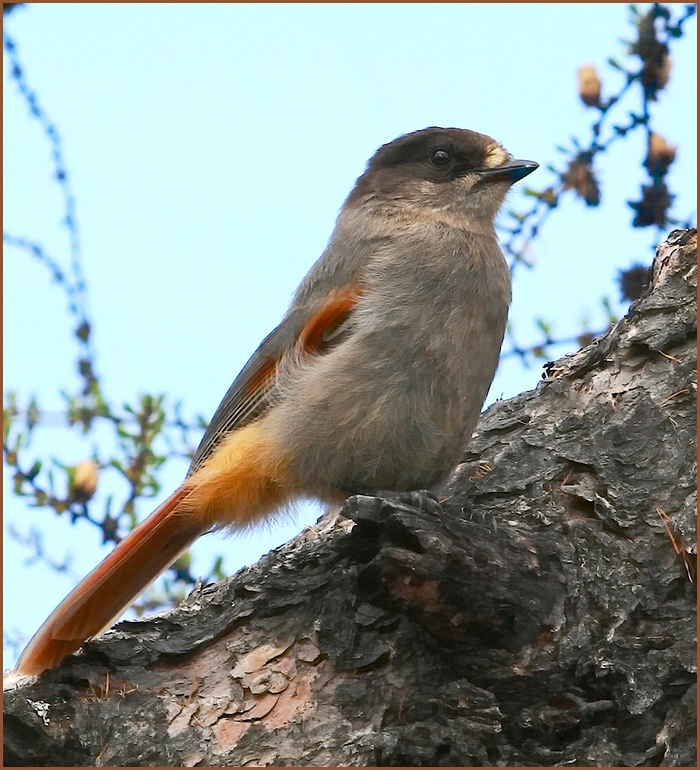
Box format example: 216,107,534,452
16,486,205,676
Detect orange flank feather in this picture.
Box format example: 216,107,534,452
182,420,295,530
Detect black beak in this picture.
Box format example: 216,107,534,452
475,159,539,185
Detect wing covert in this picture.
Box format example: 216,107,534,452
189,285,363,474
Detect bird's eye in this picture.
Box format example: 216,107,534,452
430,149,452,167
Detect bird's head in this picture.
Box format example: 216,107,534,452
348,127,538,228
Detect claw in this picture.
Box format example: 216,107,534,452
376,489,444,516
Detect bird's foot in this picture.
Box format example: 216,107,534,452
350,488,444,516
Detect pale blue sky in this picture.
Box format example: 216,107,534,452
3,3,697,670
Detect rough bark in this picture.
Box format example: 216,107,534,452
3,229,696,768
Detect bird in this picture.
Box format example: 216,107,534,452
15,126,537,676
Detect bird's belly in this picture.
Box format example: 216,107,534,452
266,339,484,496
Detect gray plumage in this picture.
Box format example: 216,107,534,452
192,127,536,497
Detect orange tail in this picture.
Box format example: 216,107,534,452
15,486,205,676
